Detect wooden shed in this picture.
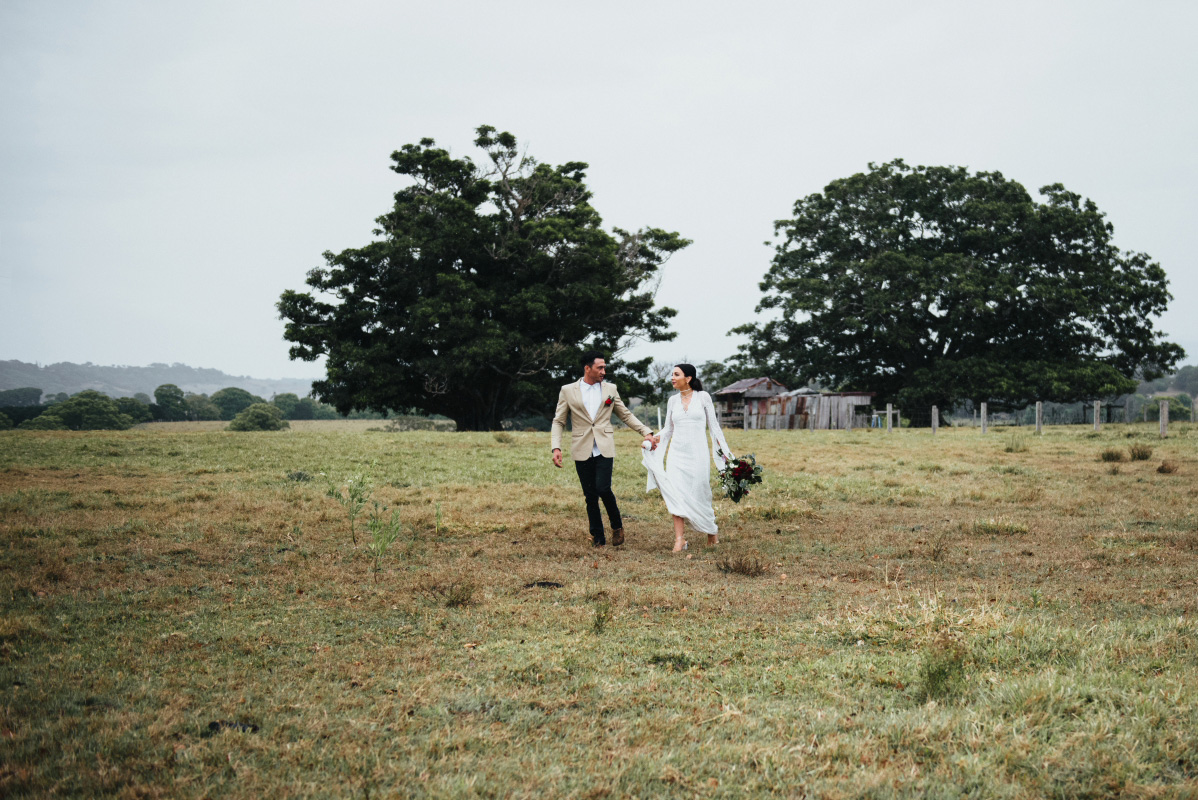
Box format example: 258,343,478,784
715,378,875,430
713,377,787,428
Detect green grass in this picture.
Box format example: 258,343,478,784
1,421,1197,797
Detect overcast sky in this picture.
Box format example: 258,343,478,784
2,1,1195,382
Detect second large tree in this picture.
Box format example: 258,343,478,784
278,127,689,430
735,160,1183,412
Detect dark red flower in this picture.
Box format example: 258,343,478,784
604,397,613,406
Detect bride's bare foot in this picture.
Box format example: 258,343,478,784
672,539,688,553
706,534,719,547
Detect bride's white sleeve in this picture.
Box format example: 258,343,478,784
658,395,675,456
703,392,734,469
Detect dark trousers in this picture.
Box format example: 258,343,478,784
574,455,621,542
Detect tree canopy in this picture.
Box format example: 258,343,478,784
278,125,688,430
0,387,43,407
35,390,133,431
734,160,1184,412
210,387,265,420
152,384,187,421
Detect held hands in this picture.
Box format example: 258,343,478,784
643,433,660,451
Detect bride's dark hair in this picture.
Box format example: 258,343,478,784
675,363,702,392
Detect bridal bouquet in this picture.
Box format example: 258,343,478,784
716,450,763,503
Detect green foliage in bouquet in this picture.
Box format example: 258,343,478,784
716,450,763,503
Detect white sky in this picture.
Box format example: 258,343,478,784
2,1,1195,381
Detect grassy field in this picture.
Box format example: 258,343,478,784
1,421,1196,798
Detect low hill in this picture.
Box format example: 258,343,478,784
0,360,313,400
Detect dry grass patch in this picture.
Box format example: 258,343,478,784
2,424,1198,797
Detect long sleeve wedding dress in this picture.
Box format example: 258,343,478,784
641,390,734,534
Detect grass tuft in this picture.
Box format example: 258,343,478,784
1004,434,1029,453
971,518,1029,536
1099,448,1125,462
916,639,966,702
421,580,477,608
1157,460,1179,474
715,554,768,577
1128,443,1154,461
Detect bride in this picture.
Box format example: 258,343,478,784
642,363,735,552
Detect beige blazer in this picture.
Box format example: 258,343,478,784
550,380,652,461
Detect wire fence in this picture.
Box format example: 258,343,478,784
867,396,1194,436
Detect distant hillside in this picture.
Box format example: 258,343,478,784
0,360,314,400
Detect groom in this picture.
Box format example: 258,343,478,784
551,351,656,547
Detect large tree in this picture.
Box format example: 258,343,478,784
278,126,688,430
734,160,1183,413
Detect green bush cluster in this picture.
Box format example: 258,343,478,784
226,403,290,432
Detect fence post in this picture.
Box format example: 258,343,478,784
931,405,938,435
886,403,892,433
1035,401,1043,435
981,402,988,434
1160,400,1169,438
1093,400,1101,431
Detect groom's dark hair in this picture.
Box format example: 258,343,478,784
580,350,605,370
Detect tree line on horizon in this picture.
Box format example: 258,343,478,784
277,126,1186,431
0,384,392,431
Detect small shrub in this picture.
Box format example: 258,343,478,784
421,581,477,608
227,403,290,432
928,531,951,562
916,640,966,702
592,599,614,635
1004,434,1028,453
716,555,768,577
971,518,1029,536
286,470,312,482
365,504,402,573
1158,461,1179,475
325,466,374,545
1128,443,1153,461
1099,448,1125,463
493,432,514,444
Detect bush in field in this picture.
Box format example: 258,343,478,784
0,411,11,430
1100,448,1126,462
19,415,68,430
227,403,290,432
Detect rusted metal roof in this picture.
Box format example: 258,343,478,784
714,377,787,397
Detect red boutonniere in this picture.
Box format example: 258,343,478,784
604,397,614,407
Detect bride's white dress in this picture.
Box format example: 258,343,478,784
641,390,734,534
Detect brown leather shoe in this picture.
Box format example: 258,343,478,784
611,527,625,547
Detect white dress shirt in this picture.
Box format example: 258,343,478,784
580,378,603,457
